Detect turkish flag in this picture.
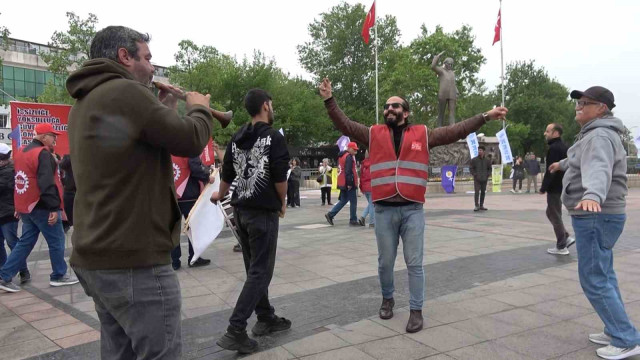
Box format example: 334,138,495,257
362,1,375,44
492,9,501,45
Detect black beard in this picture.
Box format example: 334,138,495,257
384,110,404,127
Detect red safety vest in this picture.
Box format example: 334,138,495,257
171,156,191,199
14,146,64,213
337,152,358,189
369,124,429,203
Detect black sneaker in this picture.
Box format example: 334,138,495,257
217,328,258,354
479,206,488,211
233,243,242,252
349,221,360,226
325,213,334,226
172,263,181,271
19,270,31,285
358,217,365,226
188,258,211,268
252,316,292,336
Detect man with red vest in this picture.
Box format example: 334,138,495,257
171,155,214,269
0,123,79,293
324,142,359,226
318,78,507,333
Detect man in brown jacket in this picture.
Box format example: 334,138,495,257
66,26,213,359
318,78,507,333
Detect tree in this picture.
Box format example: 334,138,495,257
380,25,486,127
38,12,98,104
297,2,401,125
499,60,577,156
0,12,10,90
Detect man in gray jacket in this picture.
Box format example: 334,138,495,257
549,86,639,360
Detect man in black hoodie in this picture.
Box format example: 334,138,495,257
540,123,574,255
211,89,291,354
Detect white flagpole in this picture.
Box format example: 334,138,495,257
374,1,379,125
500,0,505,130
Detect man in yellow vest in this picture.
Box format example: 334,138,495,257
318,78,507,333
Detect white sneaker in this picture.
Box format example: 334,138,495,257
50,276,79,287
510,189,516,193
547,247,570,255
590,332,612,345
596,344,640,360
566,236,576,248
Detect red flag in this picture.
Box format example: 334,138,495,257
492,9,501,45
362,1,376,44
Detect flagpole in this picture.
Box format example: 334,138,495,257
500,0,505,130
374,0,379,125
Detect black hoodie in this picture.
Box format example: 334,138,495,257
222,122,290,211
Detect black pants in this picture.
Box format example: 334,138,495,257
546,192,570,249
287,180,300,207
63,190,75,228
229,207,279,330
171,201,195,267
474,179,488,206
512,178,523,190
321,187,332,204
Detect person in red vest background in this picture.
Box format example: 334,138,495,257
358,150,374,227
318,77,507,333
171,154,215,270
324,141,359,226
0,123,79,293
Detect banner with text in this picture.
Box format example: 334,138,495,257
496,129,513,164
466,132,479,159
10,102,71,155
492,164,503,193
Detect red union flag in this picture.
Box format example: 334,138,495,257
362,1,376,44
492,9,501,45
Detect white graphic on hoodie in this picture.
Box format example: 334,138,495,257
232,136,271,200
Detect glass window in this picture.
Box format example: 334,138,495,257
36,83,45,97
26,82,36,99
2,80,15,95
25,69,35,83
14,81,26,97
14,68,25,81
45,72,54,84
2,66,14,80
35,71,45,84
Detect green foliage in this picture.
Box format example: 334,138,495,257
297,2,401,125
169,43,335,146
37,12,97,105
0,12,10,75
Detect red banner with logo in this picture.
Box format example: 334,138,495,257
10,101,71,156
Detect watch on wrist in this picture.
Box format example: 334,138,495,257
482,112,489,122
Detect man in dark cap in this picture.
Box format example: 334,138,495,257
550,86,640,360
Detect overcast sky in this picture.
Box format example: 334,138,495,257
3,0,639,130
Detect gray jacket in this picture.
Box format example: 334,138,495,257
559,116,627,215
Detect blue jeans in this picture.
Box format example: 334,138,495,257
572,213,640,348
361,192,375,225
328,188,357,223
0,221,27,273
0,209,67,282
374,202,425,310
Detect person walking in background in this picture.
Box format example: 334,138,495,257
510,156,525,193
287,158,301,208
470,146,491,211
358,151,374,227
325,142,359,226
524,152,541,193
0,143,30,285
59,154,75,234
318,158,333,206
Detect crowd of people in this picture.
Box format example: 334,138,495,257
0,25,637,360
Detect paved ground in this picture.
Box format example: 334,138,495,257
1,188,640,359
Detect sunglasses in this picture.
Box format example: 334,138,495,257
383,103,406,110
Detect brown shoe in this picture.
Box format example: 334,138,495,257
406,310,423,333
379,298,394,319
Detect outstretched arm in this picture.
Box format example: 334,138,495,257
428,107,508,149
319,78,370,145
431,51,445,74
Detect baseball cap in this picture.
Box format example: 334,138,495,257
0,143,11,155
348,142,359,150
34,123,62,135
570,86,615,110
